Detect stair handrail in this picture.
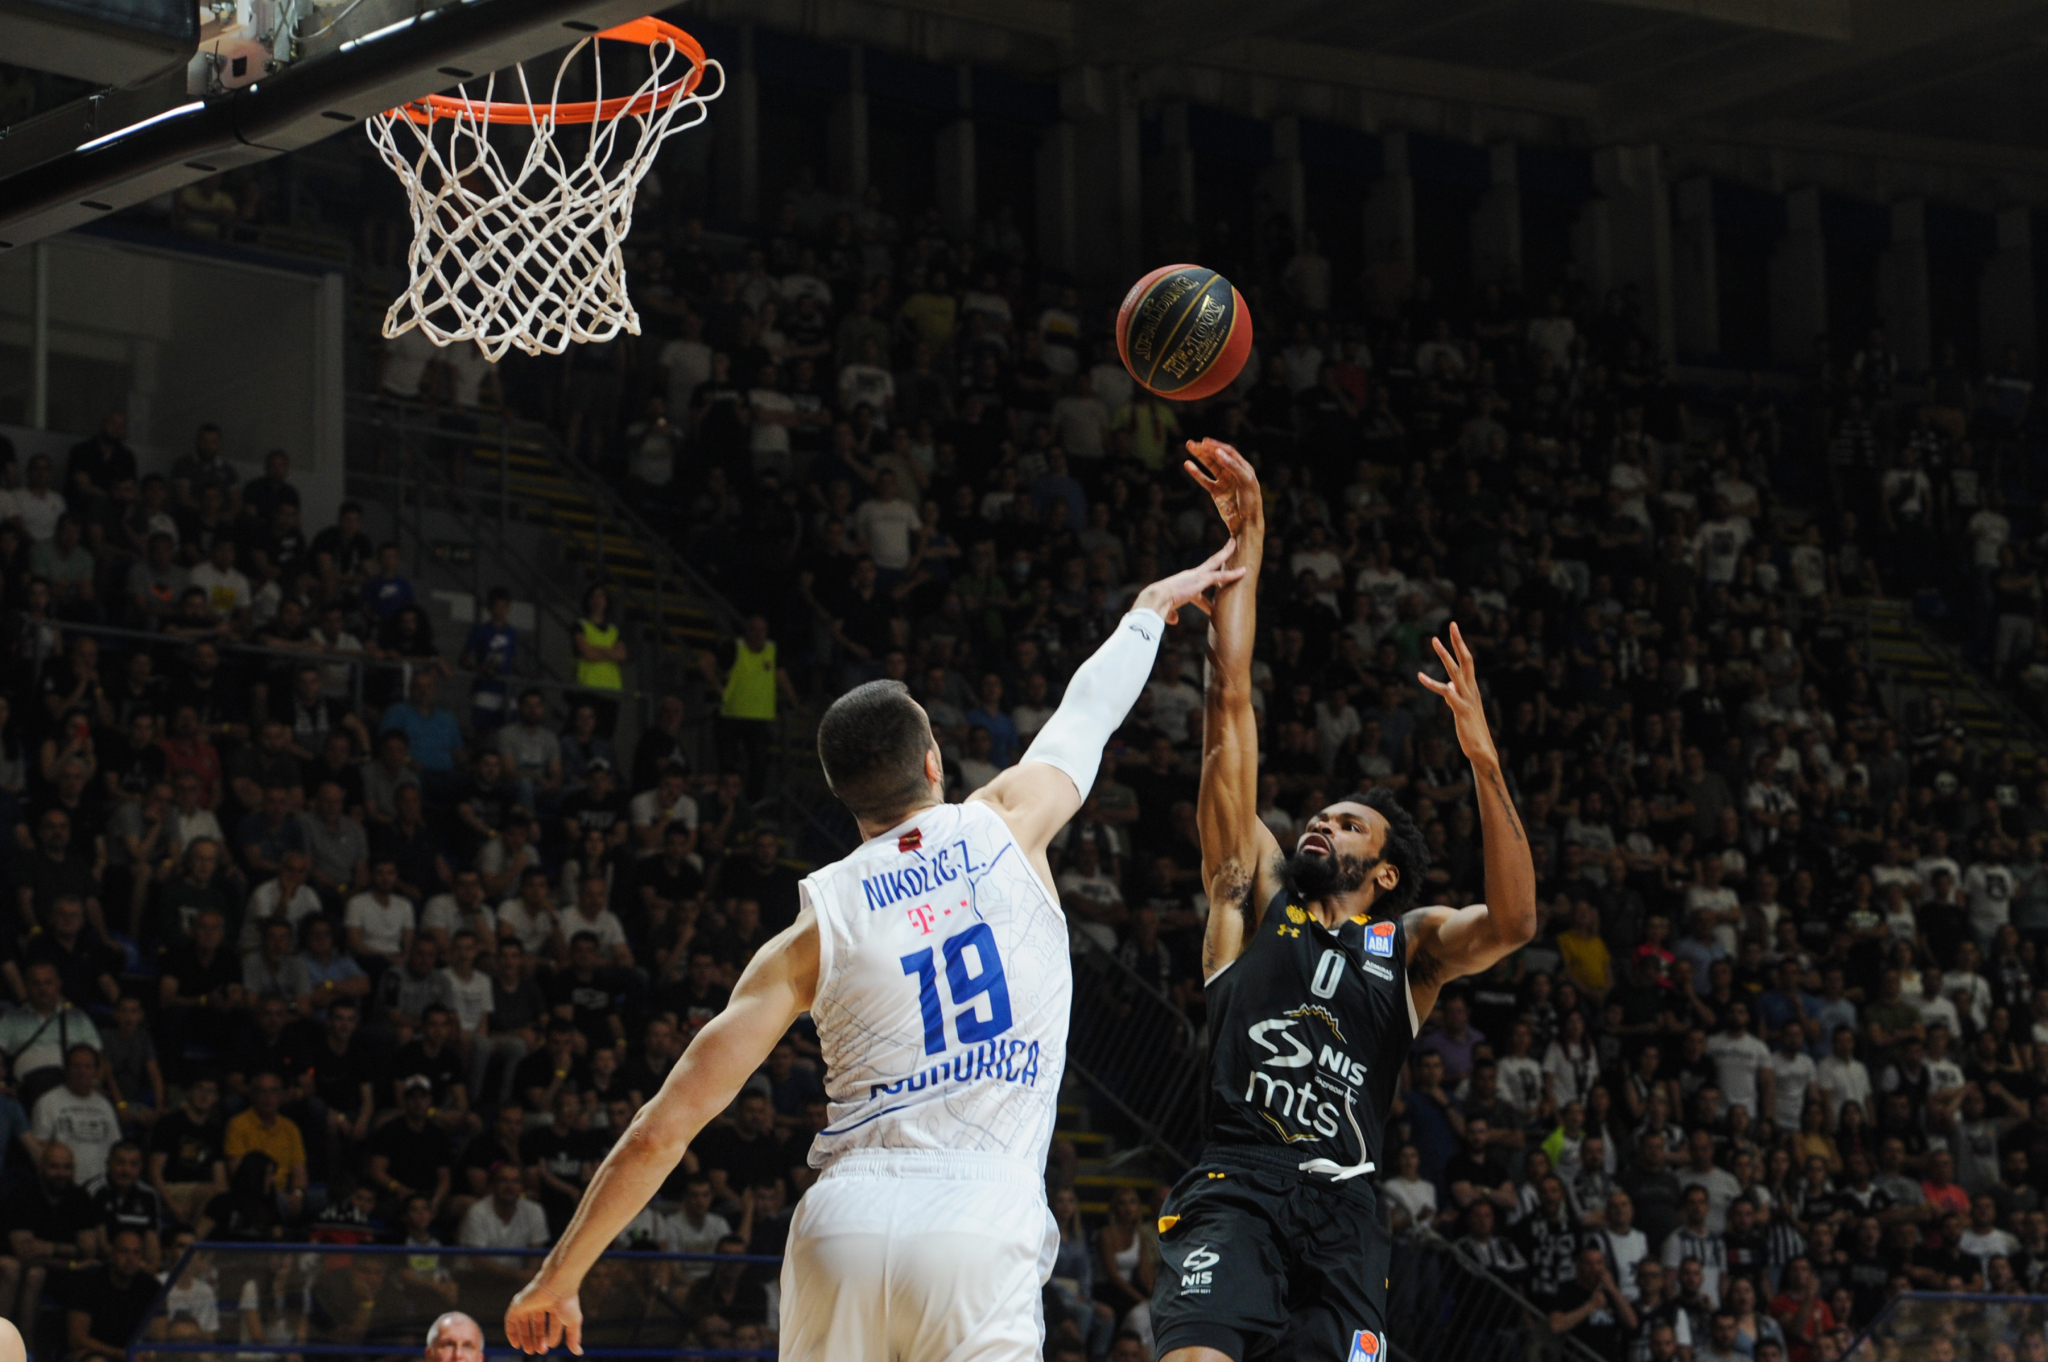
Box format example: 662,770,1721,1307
1388,1226,1613,1362
344,395,594,693
1065,930,1206,1171
528,421,748,642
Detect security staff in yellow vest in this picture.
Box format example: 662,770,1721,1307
697,615,801,799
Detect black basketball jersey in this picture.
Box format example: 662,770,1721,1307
1204,887,1417,1175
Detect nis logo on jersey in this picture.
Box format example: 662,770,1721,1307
860,840,983,912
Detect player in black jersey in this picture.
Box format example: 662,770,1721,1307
1150,440,1537,1362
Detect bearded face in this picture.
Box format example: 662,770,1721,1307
1285,841,1377,901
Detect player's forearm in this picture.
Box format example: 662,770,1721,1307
1205,532,1263,692
1470,753,1537,947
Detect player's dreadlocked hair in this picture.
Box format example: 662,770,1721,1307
1351,787,1428,915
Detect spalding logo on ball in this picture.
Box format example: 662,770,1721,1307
1116,264,1254,401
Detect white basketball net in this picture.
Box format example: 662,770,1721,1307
367,31,721,360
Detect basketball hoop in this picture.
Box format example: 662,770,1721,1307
367,17,721,360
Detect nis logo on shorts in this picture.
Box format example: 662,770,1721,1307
1180,1245,1219,1293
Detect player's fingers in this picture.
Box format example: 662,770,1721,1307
1182,458,1220,491
1430,634,1456,673
1200,537,1238,571
543,1310,564,1352
564,1313,584,1357
1416,671,1450,696
1452,620,1475,668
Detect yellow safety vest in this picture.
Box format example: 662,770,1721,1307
576,619,622,692
722,640,777,720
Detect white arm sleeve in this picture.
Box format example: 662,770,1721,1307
1019,608,1166,801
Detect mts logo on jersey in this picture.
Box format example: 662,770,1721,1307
1363,921,1396,957
1245,1017,1365,1140
1348,1330,1385,1362
1179,1245,1219,1293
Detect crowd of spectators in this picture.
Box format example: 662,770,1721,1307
423,161,2048,1362
0,408,821,1356
12,118,2048,1362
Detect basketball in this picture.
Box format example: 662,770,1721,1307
1116,263,1254,401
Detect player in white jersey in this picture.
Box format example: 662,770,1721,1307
505,544,1241,1362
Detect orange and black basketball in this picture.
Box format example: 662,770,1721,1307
1115,263,1253,401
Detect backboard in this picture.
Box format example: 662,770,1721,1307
0,0,690,250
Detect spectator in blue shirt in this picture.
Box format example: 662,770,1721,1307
964,673,1020,767
380,672,464,797
460,588,520,734
1030,449,1087,533
362,543,416,622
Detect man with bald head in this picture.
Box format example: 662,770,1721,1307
426,1312,486,1362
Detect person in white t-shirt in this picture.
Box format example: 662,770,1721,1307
187,537,251,623
561,876,632,967
380,327,440,399
1381,1143,1439,1233
628,765,699,858
837,337,896,418
1815,1024,1873,1124
747,365,799,479
1055,839,1123,954
27,1045,122,1186
660,317,714,424
343,860,416,968
852,469,921,574
1767,1024,1819,1132
1704,1002,1774,1119
461,1162,551,1273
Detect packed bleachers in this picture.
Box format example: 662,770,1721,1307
6,77,2048,1362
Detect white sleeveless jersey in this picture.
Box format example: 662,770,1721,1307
803,800,1070,1171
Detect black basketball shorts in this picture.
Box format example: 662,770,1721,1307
1149,1145,1392,1362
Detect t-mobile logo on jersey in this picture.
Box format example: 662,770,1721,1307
1179,1245,1219,1292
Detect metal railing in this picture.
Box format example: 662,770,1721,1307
1065,930,1206,1171
1388,1229,1610,1362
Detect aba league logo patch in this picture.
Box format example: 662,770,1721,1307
1363,921,1396,957
1347,1329,1385,1362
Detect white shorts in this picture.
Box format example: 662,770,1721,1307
779,1150,1057,1362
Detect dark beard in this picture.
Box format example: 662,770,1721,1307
1285,848,1377,902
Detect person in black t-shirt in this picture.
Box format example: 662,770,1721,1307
710,829,800,934
88,1141,164,1270
653,950,730,1037
680,1235,770,1331
511,1020,590,1116
692,1091,794,1205
147,1073,227,1225
0,1141,99,1320
65,1226,161,1362
521,1088,603,1233
367,1078,456,1214
387,1006,473,1127
457,1101,528,1206
1548,1243,1639,1362
543,936,629,1053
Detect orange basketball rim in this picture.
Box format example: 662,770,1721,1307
383,17,709,126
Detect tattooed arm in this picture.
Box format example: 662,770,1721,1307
1404,623,1537,1019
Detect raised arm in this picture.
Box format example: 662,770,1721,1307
504,906,820,1355
1185,440,1282,980
973,543,1241,859
1405,623,1537,1016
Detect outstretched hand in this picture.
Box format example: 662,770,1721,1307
1134,539,1247,625
506,1280,584,1356
1417,622,1498,766
1182,438,1262,539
